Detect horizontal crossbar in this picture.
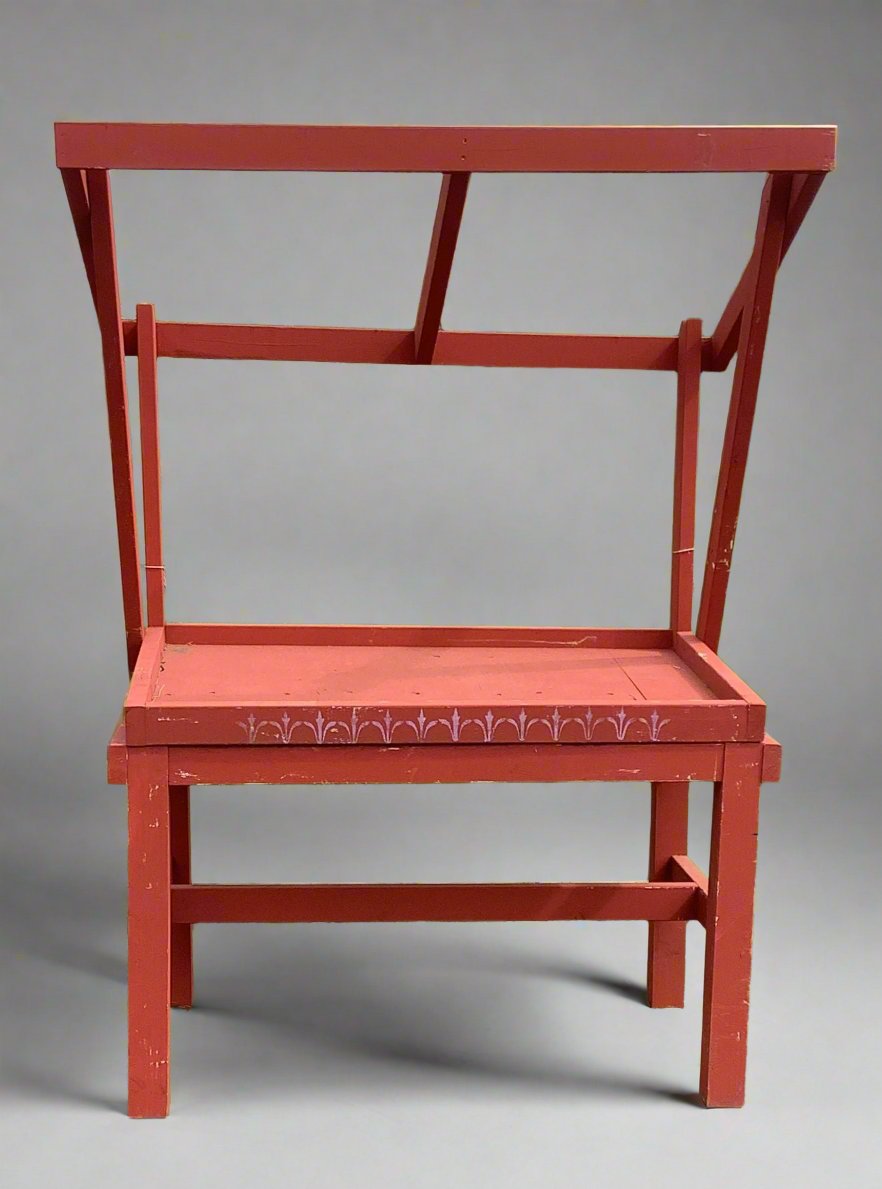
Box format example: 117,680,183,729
163,623,674,647
55,123,837,173
109,733,779,787
120,321,720,370
161,744,726,786
171,881,705,923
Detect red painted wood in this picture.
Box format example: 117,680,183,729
163,623,673,648
169,785,192,1009
780,172,828,255
171,881,704,924
670,319,702,632
123,635,753,746
152,641,711,703
54,122,825,1114
670,855,707,927
697,173,792,651
127,747,170,1118
432,331,682,370
167,742,726,785
109,730,767,791
123,627,165,745
107,718,127,783
123,322,415,363
136,305,164,625
139,703,744,748
59,167,97,312
761,734,782,783
117,321,690,370
55,123,837,174
710,172,827,371
86,169,143,673
414,172,469,363
670,854,708,896
700,744,763,1107
647,781,690,1007
674,633,766,738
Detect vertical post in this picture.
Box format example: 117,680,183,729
414,172,470,363
128,747,171,1118
87,169,144,673
697,173,792,650
670,318,702,632
136,304,165,625
646,781,690,1007
700,744,763,1107
169,785,193,1009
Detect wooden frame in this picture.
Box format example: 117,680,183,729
56,122,836,173
57,122,833,1117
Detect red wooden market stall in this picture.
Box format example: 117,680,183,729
56,121,836,1117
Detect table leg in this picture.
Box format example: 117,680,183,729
128,747,171,1117
647,781,689,1007
700,744,762,1107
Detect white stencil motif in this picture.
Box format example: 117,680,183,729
235,707,670,745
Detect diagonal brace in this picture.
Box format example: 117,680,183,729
709,172,826,371
414,172,470,363
60,167,98,313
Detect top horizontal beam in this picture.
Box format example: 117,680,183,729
55,123,837,173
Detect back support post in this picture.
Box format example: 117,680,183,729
670,318,702,632
697,173,792,650
59,167,98,313
136,304,165,625
87,169,144,673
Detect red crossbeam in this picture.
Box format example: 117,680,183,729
171,881,705,923
118,321,693,370
55,123,837,174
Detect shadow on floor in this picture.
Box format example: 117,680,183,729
181,933,696,1106
0,863,697,1111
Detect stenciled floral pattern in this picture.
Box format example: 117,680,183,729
235,706,670,745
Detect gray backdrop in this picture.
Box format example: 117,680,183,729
2,2,880,1186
